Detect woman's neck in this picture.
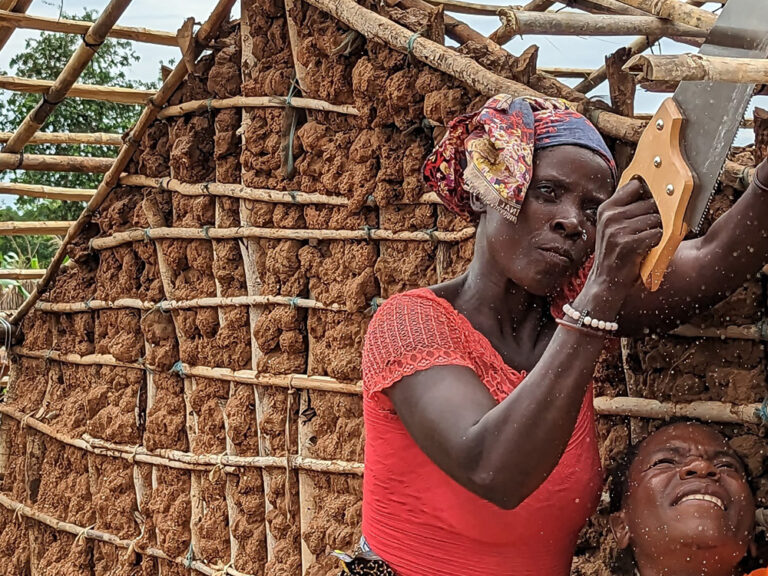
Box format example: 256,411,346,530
634,555,742,576
454,257,548,339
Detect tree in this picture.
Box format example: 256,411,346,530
0,8,160,266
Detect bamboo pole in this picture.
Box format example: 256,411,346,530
613,0,716,29
0,493,257,576
492,10,706,45
2,0,136,155
625,53,768,84
0,221,72,235
0,130,122,146
88,225,476,250
10,0,239,326
593,396,765,424
0,0,31,52
0,75,155,105
118,174,441,205
157,95,360,119
0,182,94,201
304,0,644,142
0,268,45,279
0,152,114,172
0,9,177,45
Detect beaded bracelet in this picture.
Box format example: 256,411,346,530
555,318,607,339
562,302,619,332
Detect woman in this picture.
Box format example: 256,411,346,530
344,95,768,576
610,421,766,576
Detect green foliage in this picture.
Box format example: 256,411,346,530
0,8,161,265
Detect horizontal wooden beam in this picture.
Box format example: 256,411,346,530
0,182,94,201
0,268,45,279
0,152,114,172
0,10,177,46
626,53,768,84
538,67,595,78
0,221,73,235
0,75,155,105
492,10,706,45
157,95,360,119
0,131,122,146
613,0,717,29
0,0,32,53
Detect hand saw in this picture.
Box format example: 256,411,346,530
618,0,768,291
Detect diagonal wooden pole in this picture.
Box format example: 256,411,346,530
10,0,238,325
0,0,134,155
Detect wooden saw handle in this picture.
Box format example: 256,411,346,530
618,98,695,292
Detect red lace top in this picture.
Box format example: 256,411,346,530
361,287,602,576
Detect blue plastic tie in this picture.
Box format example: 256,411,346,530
170,360,186,378
406,31,421,54
758,399,768,423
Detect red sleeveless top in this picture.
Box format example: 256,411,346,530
361,288,602,576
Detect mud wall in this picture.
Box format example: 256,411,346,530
0,1,765,575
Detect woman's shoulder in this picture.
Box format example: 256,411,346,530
372,287,459,327
746,570,768,576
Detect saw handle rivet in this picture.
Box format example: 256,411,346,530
666,184,675,196
656,119,665,131
653,156,662,168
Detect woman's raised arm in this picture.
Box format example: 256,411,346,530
620,159,768,335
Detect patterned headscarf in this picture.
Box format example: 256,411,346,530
423,95,617,223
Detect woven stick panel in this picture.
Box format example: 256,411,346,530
2,0,766,574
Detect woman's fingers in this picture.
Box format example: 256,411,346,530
623,213,662,235
610,177,648,206
616,198,659,221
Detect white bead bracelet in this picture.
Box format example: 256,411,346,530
562,303,618,332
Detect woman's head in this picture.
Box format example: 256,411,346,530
423,96,616,296
610,421,757,576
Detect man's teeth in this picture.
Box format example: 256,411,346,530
678,494,725,510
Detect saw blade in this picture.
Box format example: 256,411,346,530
676,0,768,233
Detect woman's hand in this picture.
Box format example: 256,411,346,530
590,178,663,293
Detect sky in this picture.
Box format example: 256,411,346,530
0,0,764,193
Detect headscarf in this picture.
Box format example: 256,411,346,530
423,95,617,223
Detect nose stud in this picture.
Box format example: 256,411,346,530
581,229,588,241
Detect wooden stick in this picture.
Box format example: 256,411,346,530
0,268,45,279
0,493,258,576
0,75,155,105
612,0,716,29
0,221,72,235
671,322,768,341
35,293,361,313
89,225,476,250
12,348,364,394
305,0,644,142
625,53,768,84
10,0,238,326
538,67,595,78
572,0,706,93
0,152,114,172
157,95,360,119
118,174,441,205
9,346,765,425
0,0,31,52
2,0,135,154
492,10,706,45
0,182,94,201
421,0,558,14
0,9,177,45
0,130,123,146
593,396,765,424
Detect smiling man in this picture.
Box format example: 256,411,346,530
609,421,765,576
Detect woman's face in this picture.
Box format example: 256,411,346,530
612,423,755,574
474,145,614,296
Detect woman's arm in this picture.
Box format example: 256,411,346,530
620,160,768,335
386,181,661,509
